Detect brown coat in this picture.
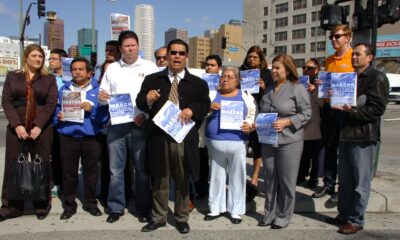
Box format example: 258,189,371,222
1,71,58,208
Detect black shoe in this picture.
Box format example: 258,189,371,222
328,192,339,204
258,221,271,227
82,206,102,216
36,212,49,220
325,217,346,226
312,187,334,198
141,221,166,232
203,214,221,221
176,222,190,234
231,218,242,224
0,210,22,222
60,211,76,220
106,212,123,223
271,224,284,229
138,214,151,223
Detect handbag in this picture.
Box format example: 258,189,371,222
8,140,50,201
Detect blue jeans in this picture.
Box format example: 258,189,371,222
338,142,376,227
107,123,151,215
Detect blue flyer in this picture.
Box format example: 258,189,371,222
220,100,244,130
256,113,278,145
109,93,136,125
330,72,357,106
317,71,331,98
153,101,195,143
202,73,220,91
299,75,309,89
61,57,73,81
240,69,260,94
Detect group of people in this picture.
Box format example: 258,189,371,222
0,23,389,235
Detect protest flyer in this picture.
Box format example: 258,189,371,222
202,73,220,91
299,75,309,89
220,100,244,130
330,72,357,106
153,100,195,143
240,69,260,94
317,71,331,98
109,93,137,125
255,113,278,145
62,91,83,123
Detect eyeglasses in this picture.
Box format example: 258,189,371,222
48,58,60,62
220,75,235,80
156,55,167,61
169,50,186,56
302,66,317,71
329,34,347,40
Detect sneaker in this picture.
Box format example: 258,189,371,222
51,185,59,198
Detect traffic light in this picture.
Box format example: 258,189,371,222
221,37,227,49
320,4,347,31
377,0,400,27
37,0,46,18
353,0,373,30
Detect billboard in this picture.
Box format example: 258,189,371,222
0,57,19,80
376,34,400,58
110,13,130,40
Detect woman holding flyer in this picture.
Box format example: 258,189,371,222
239,46,273,189
204,67,256,224
257,55,311,229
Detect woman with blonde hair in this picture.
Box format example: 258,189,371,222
0,44,58,221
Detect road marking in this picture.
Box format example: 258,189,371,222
384,118,400,122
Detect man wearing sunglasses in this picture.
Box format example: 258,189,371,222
313,24,355,202
137,39,210,234
154,46,168,68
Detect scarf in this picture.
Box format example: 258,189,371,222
25,72,36,133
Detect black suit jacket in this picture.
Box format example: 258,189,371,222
136,68,210,180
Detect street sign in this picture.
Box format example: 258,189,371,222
80,46,92,56
228,47,239,52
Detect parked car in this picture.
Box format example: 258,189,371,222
388,74,400,104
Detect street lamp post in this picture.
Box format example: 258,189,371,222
242,20,256,46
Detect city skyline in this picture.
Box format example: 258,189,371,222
0,0,242,63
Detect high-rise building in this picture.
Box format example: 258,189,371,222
165,28,188,46
68,45,79,58
77,28,98,61
44,18,64,50
188,37,212,68
134,4,154,61
243,0,353,67
212,23,243,66
204,29,218,38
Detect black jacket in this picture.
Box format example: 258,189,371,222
136,68,210,180
339,66,389,143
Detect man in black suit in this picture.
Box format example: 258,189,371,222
136,39,210,234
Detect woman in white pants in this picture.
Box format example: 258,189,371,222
204,67,256,224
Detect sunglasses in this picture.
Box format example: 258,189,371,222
169,50,186,56
329,34,347,40
302,66,317,71
156,55,167,60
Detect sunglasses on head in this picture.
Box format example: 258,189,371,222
329,34,347,40
169,50,186,56
302,66,317,71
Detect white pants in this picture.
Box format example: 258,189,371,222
206,139,246,215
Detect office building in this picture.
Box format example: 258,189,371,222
77,28,98,60
165,28,188,46
44,18,64,50
68,45,79,58
188,36,212,68
134,4,155,61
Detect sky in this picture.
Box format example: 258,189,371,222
0,0,243,62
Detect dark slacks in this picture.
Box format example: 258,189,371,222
60,134,100,212
298,139,322,182
152,140,189,224
194,147,209,198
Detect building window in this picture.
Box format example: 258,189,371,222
312,0,327,6
310,41,326,52
293,14,307,25
262,34,268,43
276,3,289,14
274,46,287,55
311,27,326,37
293,0,307,10
293,59,305,68
275,17,288,28
263,21,268,30
292,29,306,39
311,11,321,21
264,7,268,16
263,48,267,56
292,44,306,54
275,32,287,42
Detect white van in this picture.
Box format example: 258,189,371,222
387,73,400,104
